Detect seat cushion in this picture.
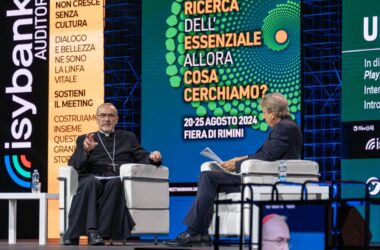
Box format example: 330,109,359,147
217,192,242,212
130,210,169,234
124,181,169,209
209,211,241,235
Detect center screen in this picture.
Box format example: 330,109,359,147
142,0,301,183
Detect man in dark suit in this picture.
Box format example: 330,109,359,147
63,103,162,246
165,93,303,247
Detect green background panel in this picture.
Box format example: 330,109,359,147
342,0,380,122
342,159,380,243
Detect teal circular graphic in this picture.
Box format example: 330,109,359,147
165,0,300,132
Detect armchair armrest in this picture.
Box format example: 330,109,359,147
58,166,78,236
200,161,214,172
240,159,319,184
120,163,169,209
120,163,170,234
240,159,273,174
120,163,168,180
241,159,319,174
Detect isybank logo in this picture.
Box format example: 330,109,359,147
3,0,38,189
3,103,35,189
365,137,380,151
4,153,31,188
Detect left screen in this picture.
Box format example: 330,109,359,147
0,1,49,191
0,0,105,238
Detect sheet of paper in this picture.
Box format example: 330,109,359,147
200,148,240,175
200,147,223,163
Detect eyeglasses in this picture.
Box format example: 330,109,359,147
97,113,118,119
263,238,291,248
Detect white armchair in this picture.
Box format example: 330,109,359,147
58,164,169,241
204,160,324,237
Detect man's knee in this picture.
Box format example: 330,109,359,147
198,171,220,191
106,178,122,188
199,171,218,184
102,178,124,196
80,175,102,190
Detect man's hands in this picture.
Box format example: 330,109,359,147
83,133,98,153
220,156,248,172
149,151,162,163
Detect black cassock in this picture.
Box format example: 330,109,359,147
63,130,160,241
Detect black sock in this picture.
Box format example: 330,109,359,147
87,228,98,234
186,227,200,235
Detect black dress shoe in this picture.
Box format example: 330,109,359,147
164,231,211,247
63,238,79,245
202,234,211,243
87,231,105,246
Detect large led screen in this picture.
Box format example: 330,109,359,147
142,0,301,184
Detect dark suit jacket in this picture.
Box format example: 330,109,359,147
236,118,302,172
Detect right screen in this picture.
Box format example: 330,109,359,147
342,0,380,243
262,204,326,250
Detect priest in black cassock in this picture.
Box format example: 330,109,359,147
63,103,162,246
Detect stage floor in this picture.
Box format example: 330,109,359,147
0,239,240,250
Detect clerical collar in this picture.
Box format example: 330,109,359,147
98,130,115,137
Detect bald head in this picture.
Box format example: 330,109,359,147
96,103,118,116
262,214,290,250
